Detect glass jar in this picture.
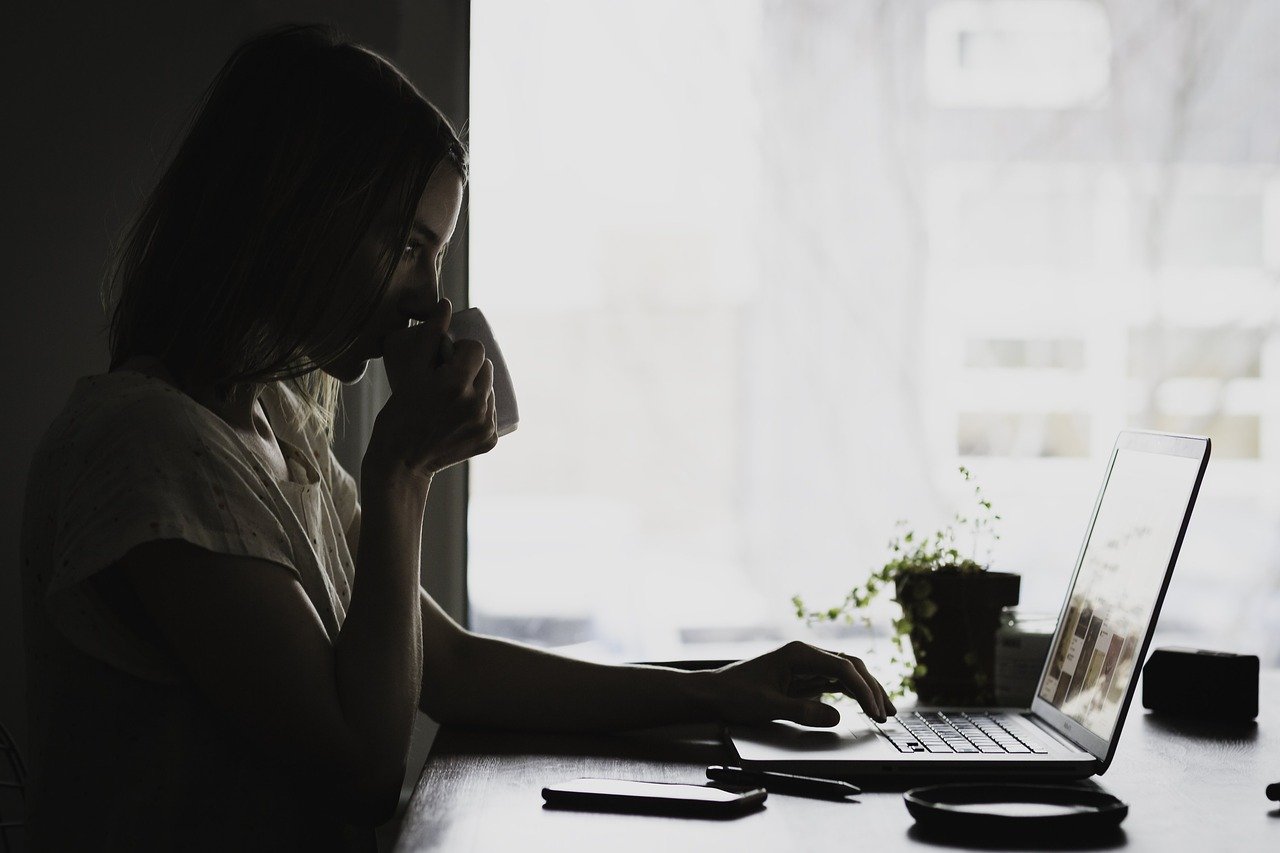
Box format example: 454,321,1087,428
994,608,1056,707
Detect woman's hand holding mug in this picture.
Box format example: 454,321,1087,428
367,298,498,484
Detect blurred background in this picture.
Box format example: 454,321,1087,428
466,0,1280,670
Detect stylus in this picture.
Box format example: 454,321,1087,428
706,766,860,799
1267,782,1280,802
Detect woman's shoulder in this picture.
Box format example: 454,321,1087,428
54,371,213,442
33,371,243,483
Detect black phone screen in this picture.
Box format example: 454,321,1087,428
542,778,766,817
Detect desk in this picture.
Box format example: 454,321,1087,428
395,672,1280,852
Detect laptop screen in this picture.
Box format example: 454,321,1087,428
1036,444,1204,741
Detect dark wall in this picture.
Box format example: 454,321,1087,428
1,0,468,765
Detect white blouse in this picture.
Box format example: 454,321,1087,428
20,371,372,851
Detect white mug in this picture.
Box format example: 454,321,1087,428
444,307,519,437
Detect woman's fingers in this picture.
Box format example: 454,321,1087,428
824,650,896,717
712,643,898,729
374,300,505,476
842,653,896,717
775,698,841,728
787,660,895,713
403,296,452,331
383,298,452,391
787,674,839,698
786,642,885,722
449,338,486,381
472,357,494,396
462,361,495,439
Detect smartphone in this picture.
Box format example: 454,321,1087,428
442,306,518,436
541,778,766,818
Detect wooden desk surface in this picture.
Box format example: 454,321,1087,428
395,672,1280,852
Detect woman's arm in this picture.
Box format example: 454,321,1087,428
117,467,430,827
346,499,892,731
342,504,894,731
330,465,427,808
346,508,717,729
405,569,892,731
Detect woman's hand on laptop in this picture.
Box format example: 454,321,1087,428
705,641,894,726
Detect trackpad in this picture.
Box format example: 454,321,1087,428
729,715,889,762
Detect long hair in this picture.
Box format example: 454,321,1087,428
102,22,468,439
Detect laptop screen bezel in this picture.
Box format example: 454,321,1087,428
1028,430,1210,772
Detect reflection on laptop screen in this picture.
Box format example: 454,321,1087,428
1037,446,1202,741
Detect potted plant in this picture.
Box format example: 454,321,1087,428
792,467,1019,705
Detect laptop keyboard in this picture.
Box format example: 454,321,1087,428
874,711,1051,755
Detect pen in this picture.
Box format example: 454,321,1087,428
706,765,860,799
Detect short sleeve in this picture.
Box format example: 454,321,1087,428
45,392,299,681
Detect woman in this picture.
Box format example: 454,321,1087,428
19,23,893,850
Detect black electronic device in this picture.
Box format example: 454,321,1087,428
1141,647,1259,721
541,778,766,818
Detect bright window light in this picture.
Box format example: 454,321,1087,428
470,0,1280,669
926,0,1111,108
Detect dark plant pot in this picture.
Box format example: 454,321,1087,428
895,570,1021,706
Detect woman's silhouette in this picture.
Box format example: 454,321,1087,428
20,23,891,849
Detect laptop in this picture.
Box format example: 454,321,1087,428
726,430,1210,781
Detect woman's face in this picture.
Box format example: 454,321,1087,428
323,162,465,384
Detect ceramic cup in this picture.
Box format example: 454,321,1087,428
444,306,519,437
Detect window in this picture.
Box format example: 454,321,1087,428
965,339,1086,370
925,0,1110,109
470,1,1280,669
